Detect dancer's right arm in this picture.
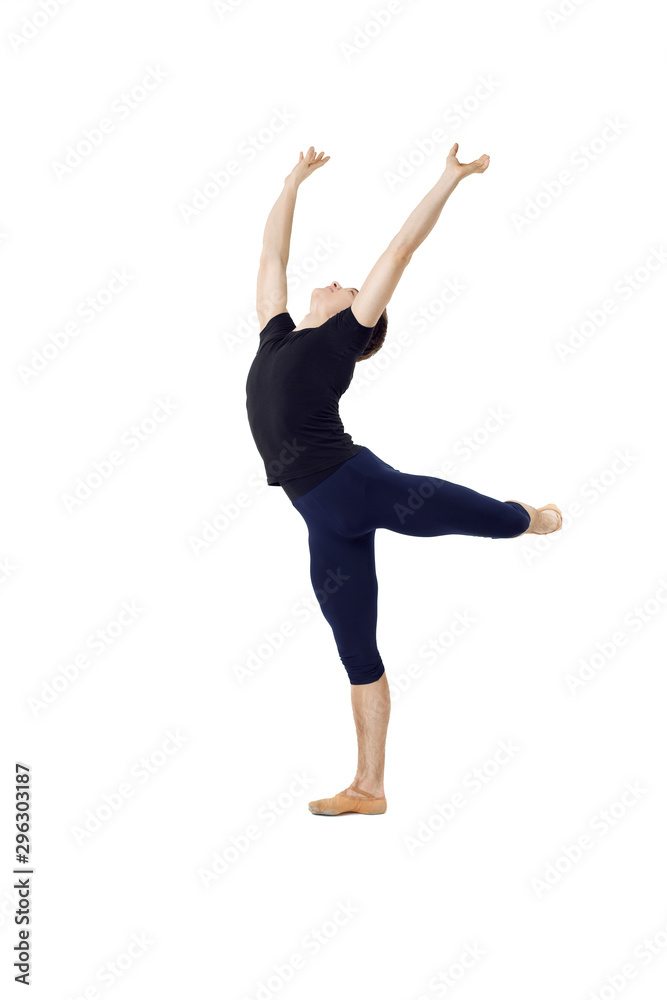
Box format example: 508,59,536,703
255,182,296,330
256,147,330,330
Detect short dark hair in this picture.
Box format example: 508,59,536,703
356,308,388,362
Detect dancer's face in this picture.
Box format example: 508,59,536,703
312,282,358,316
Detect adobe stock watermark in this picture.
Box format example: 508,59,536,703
51,67,168,179
232,566,350,684
389,404,511,522
412,942,486,999
7,0,74,53
63,932,153,999
353,277,467,392
530,780,648,898
0,557,18,587
555,245,667,361
393,414,510,525
404,739,520,856
521,447,638,565
545,0,593,29
511,117,627,233
188,439,304,555
233,559,353,687
70,731,189,846
239,900,359,1000
232,590,341,684
340,0,421,62
178,107,296,223
385,75,501,191
26,600,144,717
188,477,266,554
60,397,179,513
392,474,446,527
225,236,342,354
565,577,667,694
17,268,134,385
197,772,316,887
0,885,20,930
583,911,667,1000
388,610,477,701
212,0,249,16
418,405,511,481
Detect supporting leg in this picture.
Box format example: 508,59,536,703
347,672,391,799
307,676,390,813
295,512,391,813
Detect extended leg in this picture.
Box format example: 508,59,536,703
351,458,561,540
513,501,563,533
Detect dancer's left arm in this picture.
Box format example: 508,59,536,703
256,147,330,329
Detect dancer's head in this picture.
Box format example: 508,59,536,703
310,281,387,362
311,281,358,315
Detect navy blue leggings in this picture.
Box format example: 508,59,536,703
291,446,530,685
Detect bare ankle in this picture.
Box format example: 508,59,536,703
353,776,385,797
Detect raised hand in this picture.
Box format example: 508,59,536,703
444,142,490,179
285,146,331,186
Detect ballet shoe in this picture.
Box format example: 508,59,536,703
524,503,563,534
308,784,387,816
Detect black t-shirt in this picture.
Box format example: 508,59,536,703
245,305,375,499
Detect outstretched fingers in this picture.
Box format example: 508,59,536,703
302,145,331,169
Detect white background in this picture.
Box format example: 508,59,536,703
2,0,666,997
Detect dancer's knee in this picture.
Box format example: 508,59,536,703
495,501,530,538
344,654,386,685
